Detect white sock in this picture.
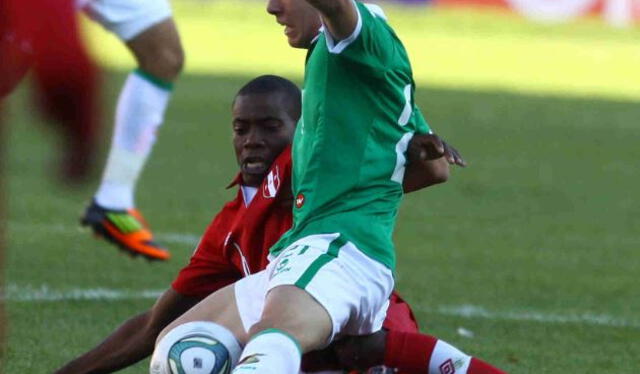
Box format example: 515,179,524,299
428,340,472,374
232,329,301,374
95,69,172,210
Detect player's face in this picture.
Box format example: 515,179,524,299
232,93,297,187
267,0,322,48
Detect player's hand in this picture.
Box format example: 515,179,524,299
408,133,466,167
442,141,466,167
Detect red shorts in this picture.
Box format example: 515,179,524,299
384,292,419,333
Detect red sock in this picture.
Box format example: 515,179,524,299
384,331,506,374
384,330,437,372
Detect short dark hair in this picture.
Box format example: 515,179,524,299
234,75,301,120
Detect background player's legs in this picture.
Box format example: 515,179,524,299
84,18,183,260
95,18,182,209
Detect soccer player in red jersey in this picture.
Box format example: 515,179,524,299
56,75,496,374
0,0,100,181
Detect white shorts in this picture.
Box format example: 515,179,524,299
78,0,172,41
234,233,394,344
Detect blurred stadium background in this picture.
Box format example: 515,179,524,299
4,0,640,372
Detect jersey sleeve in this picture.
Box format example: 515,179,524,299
322,1,398,69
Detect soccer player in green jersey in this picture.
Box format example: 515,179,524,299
149,1,477,374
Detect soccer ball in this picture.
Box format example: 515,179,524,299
167,334,232,374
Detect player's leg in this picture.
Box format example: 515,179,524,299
234,285,333,374
233,234,394,374
55,288,200,374
381,330,507,374
332,292,506,374
81,0,183,259
92,18,182,210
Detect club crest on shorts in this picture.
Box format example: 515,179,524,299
262,166,280,198
295,193,305,208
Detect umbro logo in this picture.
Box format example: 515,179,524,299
439,359,455,374
238,353,265,366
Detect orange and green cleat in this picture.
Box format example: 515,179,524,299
81,200,170,261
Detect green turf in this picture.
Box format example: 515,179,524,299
84,0,640,100
4,67,639,373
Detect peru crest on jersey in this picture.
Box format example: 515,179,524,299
262,165,280,199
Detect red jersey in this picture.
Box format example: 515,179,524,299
172,147,293,297
172,146,418,334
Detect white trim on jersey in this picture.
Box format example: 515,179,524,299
323,2,389,54
364,3,388,20
323,0,363,54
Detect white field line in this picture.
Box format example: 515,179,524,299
6,223,640,329
1,285,639,330
1,285,163,302
8,222,201,246
415,304,640,330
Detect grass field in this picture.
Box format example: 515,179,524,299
4,1,640,373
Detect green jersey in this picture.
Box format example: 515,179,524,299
271,2,431,270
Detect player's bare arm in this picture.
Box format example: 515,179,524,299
403,133,463,193
304,0,359,41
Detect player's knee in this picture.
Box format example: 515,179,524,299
150,321,241,374
138,44,184,82
249,286,333,352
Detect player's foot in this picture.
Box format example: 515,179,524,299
81,200,170,261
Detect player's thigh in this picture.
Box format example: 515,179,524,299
157,283,248,345
251,285,333,352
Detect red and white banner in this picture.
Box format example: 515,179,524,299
434,0,640,26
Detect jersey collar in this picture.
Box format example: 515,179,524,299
226,173,244,189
